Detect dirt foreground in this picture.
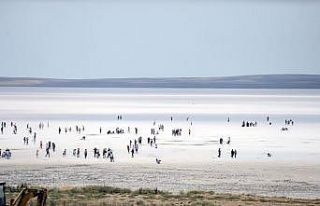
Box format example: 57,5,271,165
5,186,320,206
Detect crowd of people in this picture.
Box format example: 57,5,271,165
0,115,296,163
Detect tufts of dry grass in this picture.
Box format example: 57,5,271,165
4,185,320,206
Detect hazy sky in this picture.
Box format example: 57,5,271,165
0,0,320,78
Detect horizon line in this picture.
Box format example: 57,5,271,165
1,73,319,80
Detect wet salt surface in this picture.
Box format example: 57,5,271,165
0,88,320,199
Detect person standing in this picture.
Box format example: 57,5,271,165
84,149,88,159
45,148,50,158
231,149,234,158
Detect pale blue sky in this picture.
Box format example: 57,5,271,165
0,0,320,78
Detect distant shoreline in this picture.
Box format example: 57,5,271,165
0,74,319,89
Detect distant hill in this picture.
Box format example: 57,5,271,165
0,74,319,89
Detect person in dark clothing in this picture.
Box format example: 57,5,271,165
219,138,223,145
45,148,50,158
84,149,88,159
227,137,230,144
52,142,56,152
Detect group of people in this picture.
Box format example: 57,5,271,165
217,137,236,158
172,128,182,136
219,137,231,145
92,147,114,162
59,125,85,135
126,130,161,159
41,141,56,158
0,121,21,159
0,149,11,159
171,128,192,136
127,137,143,158
61,147,115,162
23,136,30,145
1,121,18,135
147,136,157,148
281,119,295,131
230,149,238,158
217,148,237,159
284,119,294,126
23,133,37,145
241,121,258,127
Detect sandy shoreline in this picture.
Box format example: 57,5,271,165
1,161,320,199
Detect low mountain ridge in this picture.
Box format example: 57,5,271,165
0,74,319,89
